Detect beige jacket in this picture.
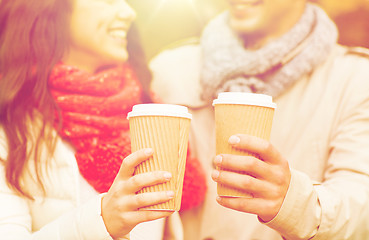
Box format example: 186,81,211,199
0,128,183,240
150,43,369,240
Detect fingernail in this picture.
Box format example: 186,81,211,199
144,148,153,156
167,191,175,199
214,155,222,166
229,135,240,144
212,170,220,180
164,172,172,180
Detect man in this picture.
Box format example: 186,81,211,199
150,0,369,239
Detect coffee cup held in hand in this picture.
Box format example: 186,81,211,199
127,104,192,211
213,92,276,197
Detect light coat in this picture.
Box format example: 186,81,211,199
150,43,369,240
0,128,183,240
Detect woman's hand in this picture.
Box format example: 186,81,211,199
211,134,291,222
101,148,174,239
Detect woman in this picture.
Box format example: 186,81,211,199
0,0,206,239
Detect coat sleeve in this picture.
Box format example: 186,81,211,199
0,170,115,240
31,194,115,240
264,53,369,239
0,133,116,240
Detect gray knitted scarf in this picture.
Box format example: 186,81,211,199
200,3,338,102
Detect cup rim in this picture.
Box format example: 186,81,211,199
127,103,192,119
212,92,277,109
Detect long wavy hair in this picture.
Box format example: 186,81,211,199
0,0,152,198
0,0,72,198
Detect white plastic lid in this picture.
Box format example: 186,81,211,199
127,103,192,119
213,92,277,109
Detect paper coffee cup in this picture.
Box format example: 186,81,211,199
127,104,191,211
213,92,276,197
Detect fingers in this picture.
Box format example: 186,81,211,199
126,191,175,210
211,170,275,198
124,171,172,193
126,209,174,226
214,154,273,180
117,148,153,179
216,196,276,222
216,196,260,215
228,135,282,165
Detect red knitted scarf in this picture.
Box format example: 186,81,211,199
48,63,206,211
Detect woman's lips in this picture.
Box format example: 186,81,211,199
108,29,128,45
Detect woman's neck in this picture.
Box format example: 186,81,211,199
62,51,118,73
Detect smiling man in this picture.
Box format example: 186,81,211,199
150,0,369,239
227,0,305,48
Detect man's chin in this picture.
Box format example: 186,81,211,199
229,18,262,35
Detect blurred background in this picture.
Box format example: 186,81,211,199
128,0,369,60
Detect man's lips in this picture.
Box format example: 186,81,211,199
228,0,263,18
228,0,263,6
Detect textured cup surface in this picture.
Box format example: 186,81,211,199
213,93,276,197
128,104,191,210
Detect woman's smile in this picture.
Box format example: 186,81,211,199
108,27,128,45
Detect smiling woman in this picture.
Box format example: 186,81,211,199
0,0,207,239
65,0,136,72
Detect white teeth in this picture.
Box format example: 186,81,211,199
109,30,127,39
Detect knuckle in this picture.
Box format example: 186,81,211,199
274,168,289,186
237,199,249,210
268,186,280,199
269,184,285,200
120,214,133,226
270,200,280,212
129,175,141,188
246,157,258,169
141,210,150,219
134,194,146,206
260,140,273,153
122,154,136,168
282,161,290,171
120,157,130,168
264,200,276,211
274,171,284,185
240,176,252,189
